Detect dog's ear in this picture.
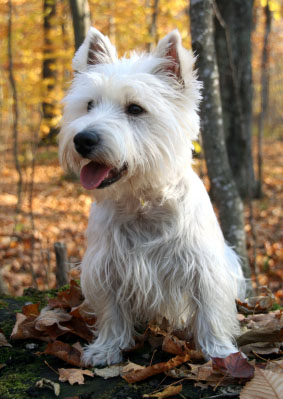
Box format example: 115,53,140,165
153,30,182,81
72,27,117,72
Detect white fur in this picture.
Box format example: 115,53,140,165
59,28,245,366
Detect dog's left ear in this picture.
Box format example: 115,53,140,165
153,30,194,86
73,27,117,72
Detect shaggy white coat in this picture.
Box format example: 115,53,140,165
58,27,245,366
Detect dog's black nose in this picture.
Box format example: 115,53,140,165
73,130,100,157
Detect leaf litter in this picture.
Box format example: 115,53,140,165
8,280,283,397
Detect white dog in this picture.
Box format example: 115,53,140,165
58,27,245,366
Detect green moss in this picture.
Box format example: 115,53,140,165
0,348,47,399
0,300,8,309
272,303,283,311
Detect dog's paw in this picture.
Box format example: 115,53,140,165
82,344,123,367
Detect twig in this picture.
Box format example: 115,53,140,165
44,360,59,375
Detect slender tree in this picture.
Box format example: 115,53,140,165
146,0,160,52
257,1,272,198
69,0,91,50
8,0,22,213
190,0,251,283
213,0,256,199
42,0,59,139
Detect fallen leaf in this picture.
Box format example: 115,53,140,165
35,307,72,330
94,364,124,379
0,329,12,347
48,280,83,310
237,287,276,314
237,326,283,346
265,359,283,374
44,341,82,367
143,384,182,398
122,361,145,373
35,378,60,396
240,341,281,356
212,352,254,379
122,354,190,383
240,367,283,398
11,312,50,342
22,303,40,317
58,368,94,385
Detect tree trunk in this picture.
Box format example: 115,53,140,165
214,0,256,199
8,0,22,213
190,0,251,282
69,0,91,51
257,1,272,198
42,0,59,140
146,0,160,52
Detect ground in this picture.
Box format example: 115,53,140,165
0,291,243,399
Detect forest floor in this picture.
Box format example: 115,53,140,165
0,137,282,302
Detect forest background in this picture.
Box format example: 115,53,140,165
0,0,282,303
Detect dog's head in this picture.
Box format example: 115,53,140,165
58,28,201,198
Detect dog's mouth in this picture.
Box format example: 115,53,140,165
80,161,127,190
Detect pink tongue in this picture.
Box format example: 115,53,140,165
80,162,111,190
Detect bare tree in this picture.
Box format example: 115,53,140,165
8,0,22,214
213,0,256,199
42,0,59,140
146,0,160,52
190,0,251,283
257,1,272,198
69,0,91,50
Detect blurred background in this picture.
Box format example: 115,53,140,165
0,0,282,301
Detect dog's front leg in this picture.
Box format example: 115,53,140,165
82,291,134,366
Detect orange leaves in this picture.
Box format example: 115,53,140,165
11,280,95,345
123,354,191,384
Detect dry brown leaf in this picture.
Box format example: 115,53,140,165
94,364,124,379
48,280,83,310
237,287,276,314
237,326,283,346
35,308,72,331
240,341,281,356
44,340,82,367
10,312,50,342
0,329,12,347
22,303,40,317
212,352,254,379
58,368,94,385
122,361,145,373
122,354,190,383
265,359,283,374
240,367,283,399
143,384,182,398
35,378,60,396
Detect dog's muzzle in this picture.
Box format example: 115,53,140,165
73,129,127,190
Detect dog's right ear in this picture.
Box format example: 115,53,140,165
72,27,117,72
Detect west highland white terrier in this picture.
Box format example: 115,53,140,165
58,27,245,366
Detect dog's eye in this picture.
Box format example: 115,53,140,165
87,100,94,112
126,104,144,116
